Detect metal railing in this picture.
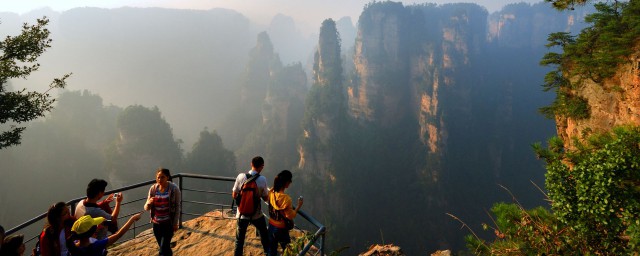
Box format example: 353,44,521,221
6,173,326,256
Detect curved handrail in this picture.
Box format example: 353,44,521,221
6,179,157,236
297,210,327,256
6,173,326,255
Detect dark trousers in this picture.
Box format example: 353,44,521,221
153,222,174,256
235,216,269,256
267,224,291,256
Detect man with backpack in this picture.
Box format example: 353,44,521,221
232,156,269,256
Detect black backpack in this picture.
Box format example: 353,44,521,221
268,191,294,230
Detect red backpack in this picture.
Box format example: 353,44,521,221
236,173,260,216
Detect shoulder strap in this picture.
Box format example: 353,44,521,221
151,183,157,196
149,184,157,219
169,183,177,214
246,173,260,183
169,183,176,203
242,172,259,185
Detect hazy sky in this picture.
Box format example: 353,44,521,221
4,0,544,32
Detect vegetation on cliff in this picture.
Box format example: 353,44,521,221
540,0,640,119
468,126,640,254
468,1,640,254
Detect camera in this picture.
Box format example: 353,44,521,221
114,192,120,198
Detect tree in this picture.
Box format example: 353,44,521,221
539,127,640,254
105,105,183,186
185,129,236,176
539,0,640,119
468,127,640,254
546,0,592,10
0,18,70,149
183,129,236,214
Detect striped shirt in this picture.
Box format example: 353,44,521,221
152,189,171,223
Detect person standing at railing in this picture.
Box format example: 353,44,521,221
38,202,74,256
144,168,181,256
267,170,303,256
74,179,122,240
232,156,270,256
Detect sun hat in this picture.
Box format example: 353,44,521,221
72,215,105,235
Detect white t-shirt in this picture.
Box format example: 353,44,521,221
74,200,112,239
232,170,268,220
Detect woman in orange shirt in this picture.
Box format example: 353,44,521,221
267,170,303,256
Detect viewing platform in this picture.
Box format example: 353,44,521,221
109,210,309,256
6,173,325,256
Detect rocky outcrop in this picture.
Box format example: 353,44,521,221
360,244,405,256
109,210,306,256
358,244,452,256
556,45,640,148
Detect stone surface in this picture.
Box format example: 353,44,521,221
108,211,306,256
557,45,640,148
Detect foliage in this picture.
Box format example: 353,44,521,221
0,18,71,148
465,202,579,255
545,0,592,10
282,233,347,256
283,233,313,256
185,129,236,176
537,126,640,254
467,126,640,254
0,90,118,223
106,105,183,184
540,0,640,119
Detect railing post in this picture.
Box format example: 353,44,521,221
9,173,325,254
321,234,325,256
179,175,183,229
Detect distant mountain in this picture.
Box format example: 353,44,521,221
291,2,594,254
3,7,321,147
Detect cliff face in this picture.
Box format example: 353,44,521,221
350,2,410,125
556,46,640,148
487,3,593,48
298,19,345,177
349,3,487,185
285,2,597,254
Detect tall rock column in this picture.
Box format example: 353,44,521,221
350,1,413,126
298,19,346,177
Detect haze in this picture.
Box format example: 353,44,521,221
1,0,593,253
7,0,543,33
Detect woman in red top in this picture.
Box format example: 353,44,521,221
267,170,303,256
144,168,181,256
39,202,73,256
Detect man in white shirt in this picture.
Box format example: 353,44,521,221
232,156,269,256
74,179,122,240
